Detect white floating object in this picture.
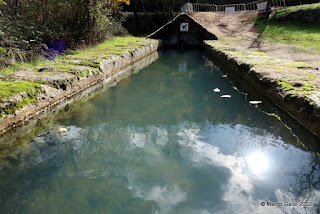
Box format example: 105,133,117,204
213,88,220,93
249,101,262,105
222,74,227,78
59,127,68,133
221,95,231,98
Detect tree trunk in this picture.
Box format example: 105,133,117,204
132,0,138,22
266,0,271,18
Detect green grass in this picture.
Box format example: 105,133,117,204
0,80,42,117
0,37,147,76
255,3,320,50
0,80,41,99
0,58,52,76
0,36,151,117
255,19,320,50
272,3,320,19
72,37,146,55
291,47,320,55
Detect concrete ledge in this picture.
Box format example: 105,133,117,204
203,40,320,137
0,39,162,134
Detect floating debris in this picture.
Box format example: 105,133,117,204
221,95,231,98
222,74,227,78
249,101,262,105
59,127,68,133
213,88,220,93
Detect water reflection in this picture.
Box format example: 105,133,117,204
0,50,319,214
0,122,319,214
246,152,270,176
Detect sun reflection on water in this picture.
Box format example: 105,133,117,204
247,152,270,176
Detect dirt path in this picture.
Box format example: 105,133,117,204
191,12,320,69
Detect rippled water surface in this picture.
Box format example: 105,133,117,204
0,50,319,214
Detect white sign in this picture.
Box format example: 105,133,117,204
179,61,187,71
257,2,268,11
180,23,189,32
225,7,235,14
181,3,193,13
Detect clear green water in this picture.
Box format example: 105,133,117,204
0,50,319,214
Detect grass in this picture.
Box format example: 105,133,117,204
45,37,148,77
255,19,320,50
291,47,320,55
0,37,148,76
72,37,146,55
0,58,52,76
0,80,41,99
0,80,42,117
254,3,320,50
272,3,320,19
0,36,153,117
206,40,318,104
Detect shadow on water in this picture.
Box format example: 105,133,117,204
0,49,319,214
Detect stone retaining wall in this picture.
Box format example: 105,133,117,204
0,39,161,134
203,41,320,137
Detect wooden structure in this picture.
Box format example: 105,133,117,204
148,13,218,48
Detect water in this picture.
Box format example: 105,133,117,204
0,50,319,214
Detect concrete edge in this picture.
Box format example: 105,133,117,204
202,42,320,137
0,39,163,135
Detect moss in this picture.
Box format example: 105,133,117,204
301,91,312,96
277,80,295,91
0,80,41,99
0,80,42,116
219,36,246,43
291,47,320,56
37,36,148,77
0,47,6,54
285,62,314,69
1,37,149,77
276,79,315,94
0,36,154,116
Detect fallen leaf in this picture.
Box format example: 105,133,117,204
59,127,68,132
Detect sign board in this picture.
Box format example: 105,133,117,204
180,23,189,32
181,3,193,13
225,7,235,14
179,61,187,71
257,2,268,11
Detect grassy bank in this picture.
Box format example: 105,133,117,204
0,36,149,118
255,20,320,50
255,3,320,51
271,3,320,20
